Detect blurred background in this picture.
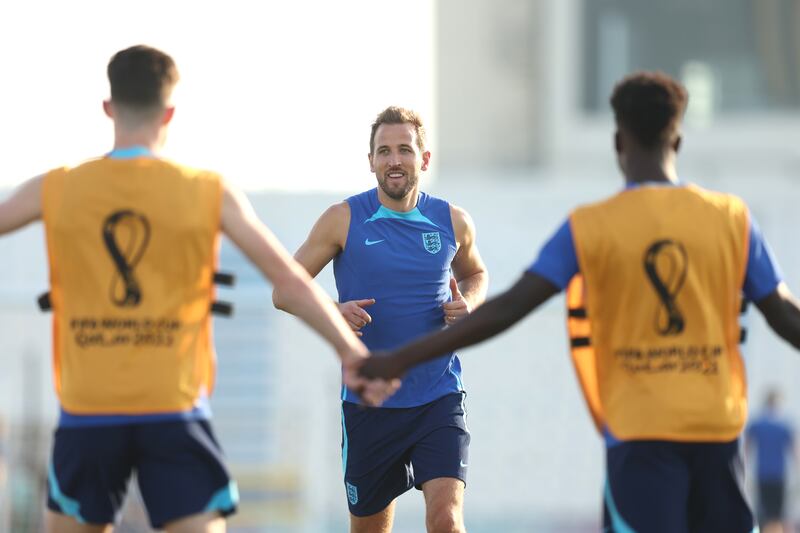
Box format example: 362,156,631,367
1,0,800,531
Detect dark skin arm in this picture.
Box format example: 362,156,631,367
755,282,800,349
361,270,800,379
359,272,560,379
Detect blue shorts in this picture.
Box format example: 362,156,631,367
47,419,238,528
603,439,755,533
341,392,469,517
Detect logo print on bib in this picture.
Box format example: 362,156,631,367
346,481,359,505
643,239,688,336
102,210,151,307
422,232,441,254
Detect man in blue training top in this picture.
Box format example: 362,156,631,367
746,389,798,532
274,106,488,533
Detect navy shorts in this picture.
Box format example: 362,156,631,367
757,480,785,523
341,392,470,517
47,419,238,528
603,439,756,533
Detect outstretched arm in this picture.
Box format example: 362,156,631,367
270,202,374,335
0,176,43,235
755,282,800,350
220,182,397,403
360,272,559,379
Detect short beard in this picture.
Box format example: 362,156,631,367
378,174,418,201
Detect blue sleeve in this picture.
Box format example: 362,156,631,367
526,215,780,298
526,219,579,290
743,216,783,302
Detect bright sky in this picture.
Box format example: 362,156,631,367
0,1,435,191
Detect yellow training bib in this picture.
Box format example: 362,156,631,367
42,156,222,414
567,184,750,442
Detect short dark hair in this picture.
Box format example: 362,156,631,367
369,106,427,154
610,72,688,150
107,45,179,108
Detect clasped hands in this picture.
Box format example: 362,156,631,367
340,278,468,406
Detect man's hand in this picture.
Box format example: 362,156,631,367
339,299,376,336
443,278,470,326
342,350,400,406
358,351,409,381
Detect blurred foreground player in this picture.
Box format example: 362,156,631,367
0,45,395,533
361,72,800,533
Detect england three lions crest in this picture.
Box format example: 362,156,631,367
422,232,441,254
346,482,359,505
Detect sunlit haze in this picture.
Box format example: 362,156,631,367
0,1,434,191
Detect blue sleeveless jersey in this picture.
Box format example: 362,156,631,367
334,188,464,407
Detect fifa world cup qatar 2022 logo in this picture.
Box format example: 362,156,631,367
643,239,688,336
102,210,151,307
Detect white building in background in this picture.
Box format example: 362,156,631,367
435,0,800,180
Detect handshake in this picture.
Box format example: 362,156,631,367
336,282,469,406
341,349,410,407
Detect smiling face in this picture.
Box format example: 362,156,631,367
369,122,430,202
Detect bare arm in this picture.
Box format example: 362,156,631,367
293,202,349,277
221,183,362,361
360,272,560,379
221,183,398,403
450,204,488,308
0,176,43,235
754,282,800,350
272,202,348,309
271,202,376,334
442,205,488,325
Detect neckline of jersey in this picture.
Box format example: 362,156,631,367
106,146,157,159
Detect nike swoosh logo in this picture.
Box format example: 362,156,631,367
365,239,385,246
460,460,468,468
